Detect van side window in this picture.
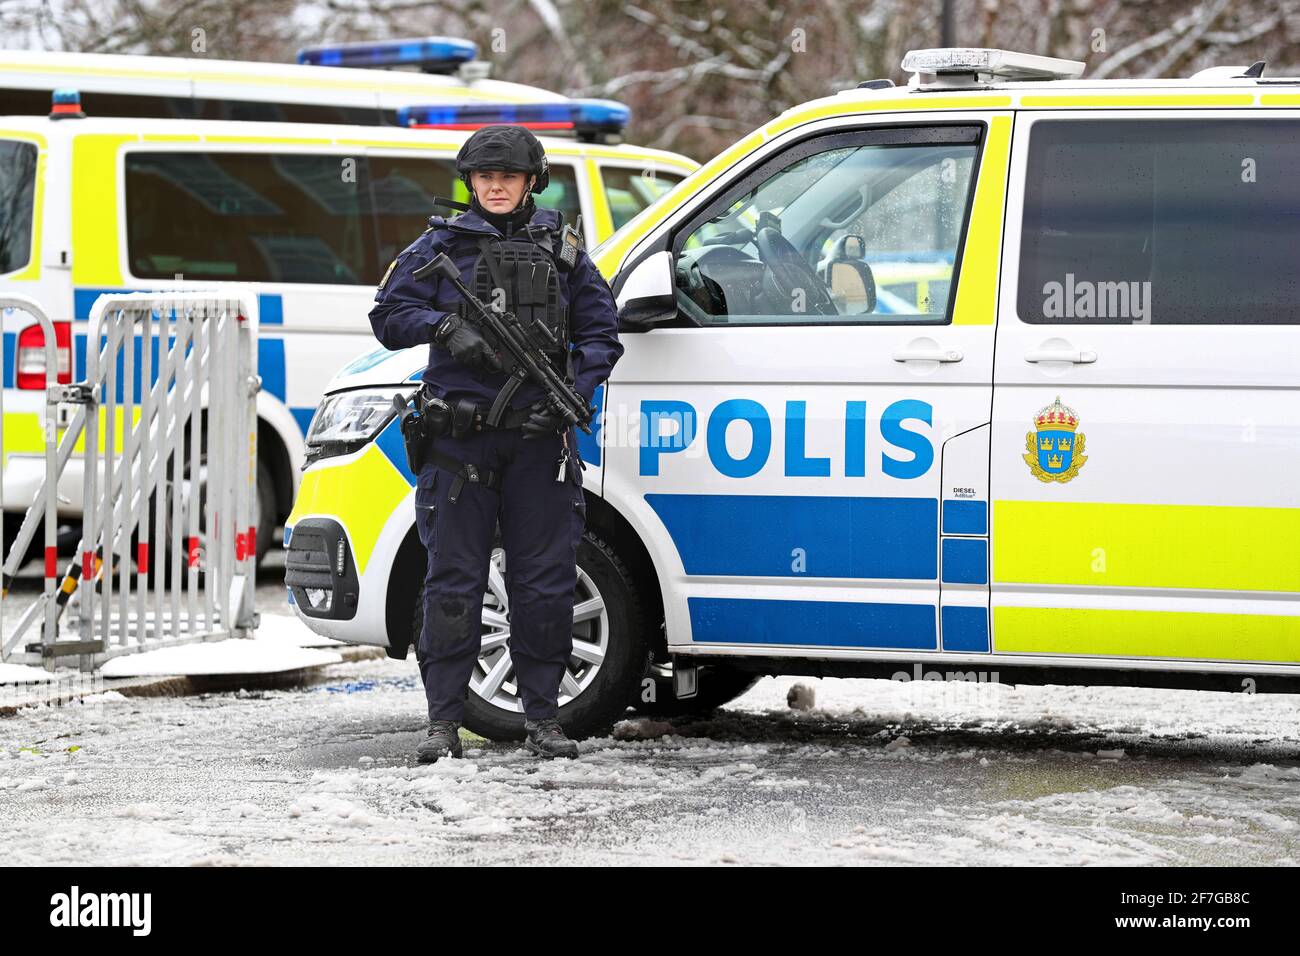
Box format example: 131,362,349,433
601,166,685,231
531,166,581,230
370,157,578,268
672,127,980,326
126,152,584,284
368,155,459,269
1019,119,1300,325
0,140,37,274
127,152,377,284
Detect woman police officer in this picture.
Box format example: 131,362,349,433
368,125,623,762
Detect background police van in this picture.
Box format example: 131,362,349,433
289,47,1300,741
0,38,565,126
0,41,696,564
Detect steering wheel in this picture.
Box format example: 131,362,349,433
754,226,836,315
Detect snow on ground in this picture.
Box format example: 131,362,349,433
254,613,346,648
3,607,340,680
734,674,1300,744
98,634,342,677
1,655,1298,865
0,663,58,685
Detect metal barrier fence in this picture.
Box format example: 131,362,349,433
0,294,61,652
1,292,260,669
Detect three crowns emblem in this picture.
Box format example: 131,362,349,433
1023,396,1087,483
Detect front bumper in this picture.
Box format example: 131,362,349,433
284,417,418,649
285,518,360,619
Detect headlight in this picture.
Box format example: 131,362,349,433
305,388,407,460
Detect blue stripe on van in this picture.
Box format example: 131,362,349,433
68,292,288,405
688,596,937,649
74,289,284,325
258,294,283,325
66,332,163,402
942,499,987,536
940,606,989,652
645,494,938,579
374,413,416,486
2,332,14,387
290,406,315,436
74,288,121,320
941,538,987,585
576,383,603,468
259,337,286,401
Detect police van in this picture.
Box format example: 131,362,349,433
0,43,696,563
0,38,568,124
285,47,1300,740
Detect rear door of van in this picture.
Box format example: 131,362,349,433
990,109,1300,672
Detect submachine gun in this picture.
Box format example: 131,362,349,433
415,252,594,435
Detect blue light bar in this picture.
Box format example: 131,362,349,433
296,37,478,73
50,88,85,120
397,99,631,140
574,99,632,132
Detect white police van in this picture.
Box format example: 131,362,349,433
0,41,696,564
286,48,1300,740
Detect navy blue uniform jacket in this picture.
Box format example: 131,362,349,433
368,206,623,413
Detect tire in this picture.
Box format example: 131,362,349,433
636,662,762,718
141,453,274,583
409,530,652,742
253,458,275,569
1,515,38,569
139,455,206,589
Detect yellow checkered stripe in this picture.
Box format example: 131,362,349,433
993,500,1300,664
286,445,412,577
993,500,1300,593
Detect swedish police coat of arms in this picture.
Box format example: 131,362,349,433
1023,396,1086,483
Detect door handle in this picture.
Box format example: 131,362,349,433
892,348,963,363
1025,348,1097,364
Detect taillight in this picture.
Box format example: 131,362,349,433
16,321,72,390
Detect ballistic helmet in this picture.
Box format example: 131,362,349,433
455,124,550,192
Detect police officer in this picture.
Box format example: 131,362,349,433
369,125,623,763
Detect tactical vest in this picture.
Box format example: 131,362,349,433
465,232,570,373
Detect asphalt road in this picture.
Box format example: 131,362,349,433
2,650,1298,865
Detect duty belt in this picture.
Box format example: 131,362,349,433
418,387,537,503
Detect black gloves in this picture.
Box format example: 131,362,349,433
520,400,598,440
520,400,566,440
433,314,502,375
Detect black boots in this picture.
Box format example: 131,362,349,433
416,718,578,762
417,719,464,763
524,717,579,759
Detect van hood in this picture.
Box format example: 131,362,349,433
324,344,426,393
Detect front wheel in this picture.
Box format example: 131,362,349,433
253,458,275,568
144,456,275,583
410,531,652,742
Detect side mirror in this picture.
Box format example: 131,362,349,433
616,251,678,331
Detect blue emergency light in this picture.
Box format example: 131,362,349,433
296,37,478,74
397,99,631,142
49,88,86,119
